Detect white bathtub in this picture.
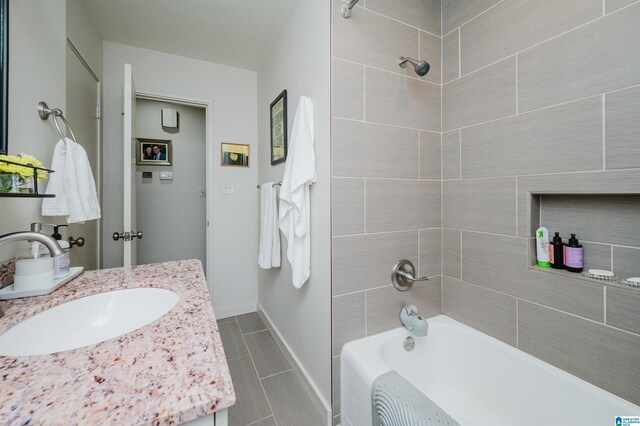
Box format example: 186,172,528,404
341,315,639,426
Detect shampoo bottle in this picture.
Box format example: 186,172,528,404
564,234,583,273
535,227,551,268
550,232,564,270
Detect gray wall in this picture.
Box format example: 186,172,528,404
257,0,332,411
0,0,67,262
330,0,442,422
135,99,206,270
441,0,640,407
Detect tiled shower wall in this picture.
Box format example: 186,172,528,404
441,0,640,407
330,0,442,422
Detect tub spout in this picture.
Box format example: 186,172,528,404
400,305,429,337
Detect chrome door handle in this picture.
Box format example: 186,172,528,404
392,259,429,291
113,231,129,241
68,236,85,247
112,231,143,241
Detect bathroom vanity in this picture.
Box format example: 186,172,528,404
0,259,234,425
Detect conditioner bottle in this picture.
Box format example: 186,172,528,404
550,232,564,270
564,234,583,273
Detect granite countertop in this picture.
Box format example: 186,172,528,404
0,259,235,425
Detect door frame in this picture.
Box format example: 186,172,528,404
66,38,102,269
134,89,213,284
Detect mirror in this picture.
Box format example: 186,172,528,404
0,0,7,154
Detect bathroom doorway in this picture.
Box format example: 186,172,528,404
65,39,101,271
134,95,209,273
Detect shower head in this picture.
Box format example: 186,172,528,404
398,56,430,76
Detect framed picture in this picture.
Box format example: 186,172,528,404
136,138,172,166
0,0,9,155
221,142,250,167
270,89,287,165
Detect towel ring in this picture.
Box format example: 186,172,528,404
38,101,78,143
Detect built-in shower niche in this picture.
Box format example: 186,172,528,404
528,193,640,290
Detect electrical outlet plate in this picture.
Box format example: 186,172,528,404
222,183,235,194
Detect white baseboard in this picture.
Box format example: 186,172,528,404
214,302,257,319
257,304,332,426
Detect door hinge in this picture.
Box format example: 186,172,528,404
96,105,102,119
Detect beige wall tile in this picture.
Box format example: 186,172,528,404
443,56,516,131
461,231,529,298
420,31,441,85
519,2,640,112
605,85,640,170
442,130,460,180
613,246,640,279
365,0,441,35
332,178,364,236
525,269,605,321
419,131,441,180
443,177,517,235
366,278,442,335
461,96,603,178
581,242,613,271
366,180,441,232
461,0,601,75
419,228,442,277
332,292,365,356
443,30,459,84
442,0,501,35
332,59,364,120
333,1,418,77
332,356,341,415
332,231,418,295
541,194,640,247
517,170,640,237
606,286,640,335
443,276,517,345
333,118,419,178
606,0,638,13
443,229,461,278
365,68,441,131
519,301,640,405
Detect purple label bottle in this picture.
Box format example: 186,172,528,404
564,234,583,273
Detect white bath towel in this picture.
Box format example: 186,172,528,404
258,182,281,269
279,96,316,288
42,137,101,223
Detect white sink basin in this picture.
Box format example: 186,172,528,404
0,288,179,357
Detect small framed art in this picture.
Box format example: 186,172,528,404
221,142,250,167
136,138,172,166
270,89,287,165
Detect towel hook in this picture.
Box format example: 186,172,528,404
38,101,78,143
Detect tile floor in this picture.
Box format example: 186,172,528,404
218,313,325,426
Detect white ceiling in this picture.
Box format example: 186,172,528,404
79,0,300,71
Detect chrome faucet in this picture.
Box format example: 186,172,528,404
0,228,64,318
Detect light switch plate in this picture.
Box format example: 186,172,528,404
159,171,173,180
222,182,236,194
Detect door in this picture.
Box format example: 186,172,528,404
65,41,100,270
121,63,141,267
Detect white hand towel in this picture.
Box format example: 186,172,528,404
258,182,281,269
279,96,316,288
42,137,101,223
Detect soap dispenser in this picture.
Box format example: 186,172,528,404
550,232,564,270
564,234,583,273
31,223,70,278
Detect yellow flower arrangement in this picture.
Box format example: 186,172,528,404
0,153,48,179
